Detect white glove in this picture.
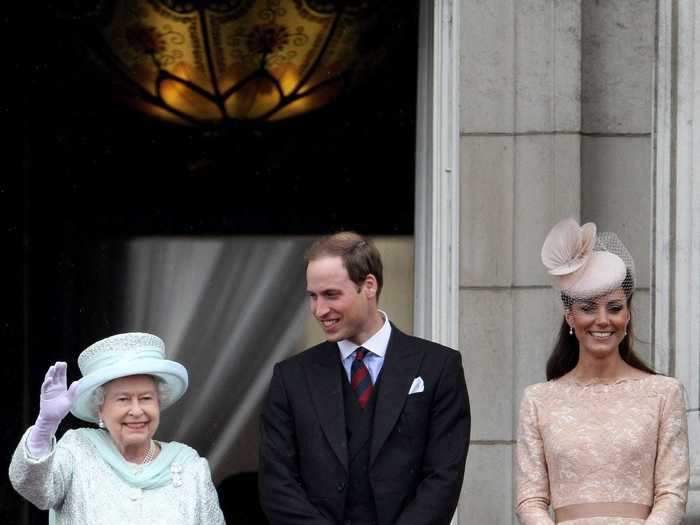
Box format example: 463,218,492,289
28,362,79,457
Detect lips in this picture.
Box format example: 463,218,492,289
320,318,339,330
124,422,149,431
589,331,614,339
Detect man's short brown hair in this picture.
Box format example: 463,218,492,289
305,232,384,299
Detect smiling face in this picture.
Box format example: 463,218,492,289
306,255,381,345
98,374,160,457
566,289,631,358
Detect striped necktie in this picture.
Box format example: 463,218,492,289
351,347,374,409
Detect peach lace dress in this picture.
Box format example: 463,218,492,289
516,375,689,525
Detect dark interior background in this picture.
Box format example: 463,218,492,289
2,1,419,522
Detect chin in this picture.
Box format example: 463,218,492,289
123,427,151,438
585,343,620,357
125,435,151,447
319,324,345,342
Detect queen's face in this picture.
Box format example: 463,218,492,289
98,374,160,455
567,288,630,358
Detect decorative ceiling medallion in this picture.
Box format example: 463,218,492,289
100,0,384,125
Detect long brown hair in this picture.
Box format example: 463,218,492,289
546,295,656,380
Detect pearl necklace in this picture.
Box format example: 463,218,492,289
130,440,157,475
142,440,157,465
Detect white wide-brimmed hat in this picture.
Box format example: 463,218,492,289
70,333,188,423
541,218,635,307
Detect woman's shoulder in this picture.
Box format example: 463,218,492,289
524,379,562,394
646,373,683,388
162,440,199,454
160,440,208,467
521,380,559,402
644,374,685,398
52,428,100,459
58,427,93,447
161,439,198,454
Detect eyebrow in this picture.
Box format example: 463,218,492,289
578,300,597,308
576,298,624,308
109,389,156,396
307,288,341,294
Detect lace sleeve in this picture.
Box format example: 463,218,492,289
645,380,689,525
515,387,555,525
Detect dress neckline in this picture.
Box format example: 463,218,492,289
558,373,655,388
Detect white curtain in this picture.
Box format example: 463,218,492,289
123,237,311,483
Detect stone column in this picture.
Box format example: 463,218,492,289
654,1,700,520
414,1,461,523
458,1,581,523
579,0,656,364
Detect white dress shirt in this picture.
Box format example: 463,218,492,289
338,310,391,384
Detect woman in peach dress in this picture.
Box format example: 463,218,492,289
515,219,689,525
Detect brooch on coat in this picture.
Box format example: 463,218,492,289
171,463,183,487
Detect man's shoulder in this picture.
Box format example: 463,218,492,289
391,326,460,359
275,340,335,369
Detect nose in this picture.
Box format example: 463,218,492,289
129,399,144,416
594,306,610,325
312,297,330,318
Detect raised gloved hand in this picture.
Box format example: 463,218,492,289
28,362,80,457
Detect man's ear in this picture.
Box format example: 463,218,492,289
363,274,378,299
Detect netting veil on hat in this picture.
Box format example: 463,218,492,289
541,218,635,308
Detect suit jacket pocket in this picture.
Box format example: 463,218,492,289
399,394,431,437
404,391,430,403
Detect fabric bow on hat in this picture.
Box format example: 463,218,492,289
541,218,597,276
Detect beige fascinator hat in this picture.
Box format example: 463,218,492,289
70,333,189,423
541,218,635,307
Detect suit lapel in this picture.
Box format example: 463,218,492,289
370,327,424,467
305,342,348,472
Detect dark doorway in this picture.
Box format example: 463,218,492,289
3,1,419,523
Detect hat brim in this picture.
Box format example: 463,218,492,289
70,359,188,423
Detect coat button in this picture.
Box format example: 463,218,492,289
336,482,346,491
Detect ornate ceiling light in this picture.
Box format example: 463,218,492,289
94,0,382,125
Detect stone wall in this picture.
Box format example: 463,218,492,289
580,0,655,364
457,1,659,522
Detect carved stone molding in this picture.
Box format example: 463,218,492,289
653,0,700,512
414,0,461,523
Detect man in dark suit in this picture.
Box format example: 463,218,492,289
259,232,470,525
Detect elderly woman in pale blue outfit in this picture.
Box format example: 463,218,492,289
9,333,226,524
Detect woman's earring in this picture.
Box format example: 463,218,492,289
569,326,574,335
98,417,105,429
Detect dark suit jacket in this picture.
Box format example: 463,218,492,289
259,324,470,525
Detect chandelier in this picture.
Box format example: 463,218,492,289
94,0,382,125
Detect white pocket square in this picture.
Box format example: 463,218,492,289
408,376,424,395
